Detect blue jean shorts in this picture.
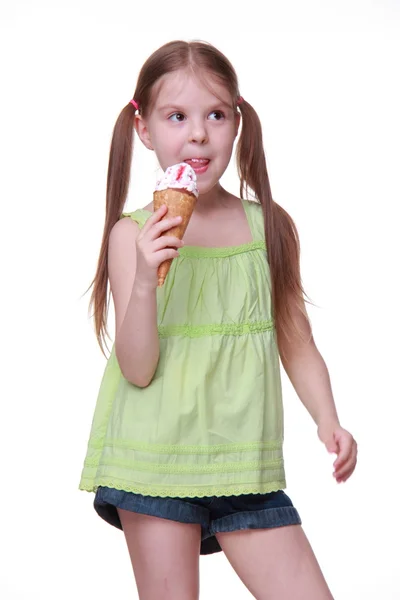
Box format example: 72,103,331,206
94,487,301,555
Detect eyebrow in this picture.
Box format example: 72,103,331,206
157,101,232,112
157,104,180,112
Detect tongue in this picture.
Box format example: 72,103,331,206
186,160,209,167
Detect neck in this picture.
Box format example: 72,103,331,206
194,183,231,214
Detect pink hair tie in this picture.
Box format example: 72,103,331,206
130,99,139,111
237,96,244,106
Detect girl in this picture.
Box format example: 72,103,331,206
79,40,357,599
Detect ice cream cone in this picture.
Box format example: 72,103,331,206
153,163,198,287
153,188,197,286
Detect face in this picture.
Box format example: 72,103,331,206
135,69,240,196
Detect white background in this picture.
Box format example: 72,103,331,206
1,0,399,598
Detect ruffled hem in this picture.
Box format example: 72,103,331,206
79,478,287,498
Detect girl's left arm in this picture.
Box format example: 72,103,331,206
279,301,358,484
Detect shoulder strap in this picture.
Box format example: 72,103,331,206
120,209,152,230
241,199,266,243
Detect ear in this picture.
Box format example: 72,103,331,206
134,115,154,150
234,112,241,137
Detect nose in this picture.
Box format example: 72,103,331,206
189,120,208,144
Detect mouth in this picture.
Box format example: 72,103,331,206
184,158,210,174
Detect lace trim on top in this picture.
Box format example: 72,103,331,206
80,478,287,498
157,320,274,338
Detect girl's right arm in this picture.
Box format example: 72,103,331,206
108,205,184,387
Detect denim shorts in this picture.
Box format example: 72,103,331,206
94,487,301,555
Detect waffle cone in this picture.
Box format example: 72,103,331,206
153,188,197,286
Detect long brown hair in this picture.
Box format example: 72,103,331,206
87,40,312,356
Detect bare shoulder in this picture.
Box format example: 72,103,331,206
109,214,141,242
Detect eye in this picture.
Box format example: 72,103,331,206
169,112,186,122
209,111,225,121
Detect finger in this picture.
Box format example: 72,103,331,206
156,247,181,262
151,215,183,239
140,204,168,235
342,443,358,477
333,435,353,469
338,463,356,483
335,457,354,480
325,438,339,454
138,216,183,245
152,235,184,251
335,443,358,481
336,462,356,483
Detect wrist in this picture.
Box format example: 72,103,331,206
317,413,340,430
132,278,157,297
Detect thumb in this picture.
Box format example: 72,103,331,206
325,436,339,454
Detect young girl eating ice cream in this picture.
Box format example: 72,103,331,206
79,39,357,599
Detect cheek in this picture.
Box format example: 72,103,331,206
151,131,180,166
218,135,236,161
215,127,236,148
155,129,182,152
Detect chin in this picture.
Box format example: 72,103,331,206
197,182,218,196
196,174,222,196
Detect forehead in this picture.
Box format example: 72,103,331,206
152,69,232,107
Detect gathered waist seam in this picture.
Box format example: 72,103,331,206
157,319,275,339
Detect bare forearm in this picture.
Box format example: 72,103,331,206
116,282,159,387
281,341,340,427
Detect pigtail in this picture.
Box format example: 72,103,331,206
86,102,137,356
236,100,312,352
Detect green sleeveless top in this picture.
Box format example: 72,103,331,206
79,199,286,498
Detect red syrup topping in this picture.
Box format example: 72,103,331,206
176,165,185,182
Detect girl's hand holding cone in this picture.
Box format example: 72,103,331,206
134,204,184,292
153,163,198,285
